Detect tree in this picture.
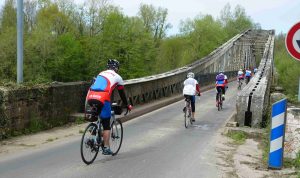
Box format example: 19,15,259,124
84,0,110,37
180,15,227,59
274,34,300,101
0,0,17,81
138,4,171,44
24,0,38,33
219,4,253,38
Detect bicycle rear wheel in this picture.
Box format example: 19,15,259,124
217,93,222,111
184,102,190,128
184,110,189,128
80,123,99,165
110,119,123,156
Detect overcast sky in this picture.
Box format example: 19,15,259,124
1,0,299,36
109,0,300,35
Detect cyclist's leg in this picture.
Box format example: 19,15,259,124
216,87,220,101
191,95,196,121
100,101,112,151
216,87,221,106
183,95,189,112
221,86,225,100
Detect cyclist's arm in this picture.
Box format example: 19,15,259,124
117,85,129,106
116,76,132,110
196,84,201,96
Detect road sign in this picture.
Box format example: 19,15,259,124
286,22,300,61
268,98,287,169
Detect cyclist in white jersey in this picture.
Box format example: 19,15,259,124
182,72,201,122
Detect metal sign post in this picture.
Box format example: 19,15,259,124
268,98,287,169
298,77,300,102
17,0,24,83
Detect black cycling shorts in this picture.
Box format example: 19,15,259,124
102,119,111,130
184,95,195,112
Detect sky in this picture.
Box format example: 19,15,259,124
1,0,299,36
108,0,300,35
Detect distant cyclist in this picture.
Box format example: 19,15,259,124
237,69,244,81
183,72,201,122
215,72,227,107
253,68,258,75
245,68,252,84
237,69,244,89
86,59,132,155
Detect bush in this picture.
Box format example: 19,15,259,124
274,34,300,104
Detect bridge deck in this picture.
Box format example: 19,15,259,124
0,82,239,178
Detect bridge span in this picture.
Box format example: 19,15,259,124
0,29,274,137
0,28,276,177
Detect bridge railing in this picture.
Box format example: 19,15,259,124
111,29,255,105
236,31,275,127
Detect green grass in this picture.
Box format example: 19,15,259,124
286,152,300,168
226,131,247,145
75,117,85,125
261,128,270,165
28,118,46,133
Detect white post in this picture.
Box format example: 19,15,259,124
17,0,24,83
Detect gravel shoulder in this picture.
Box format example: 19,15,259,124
215,127,299,178
0,123,86,160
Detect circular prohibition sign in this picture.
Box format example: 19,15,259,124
286,22,300,61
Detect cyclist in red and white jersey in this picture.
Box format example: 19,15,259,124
86,59,132,155
237,69,244,81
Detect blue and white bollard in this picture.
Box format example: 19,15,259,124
268,98,287,169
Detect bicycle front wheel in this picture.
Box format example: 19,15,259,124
80,123,99,165
110,119,123,156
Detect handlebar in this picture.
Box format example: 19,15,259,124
111,103,131,116
124,108,130,116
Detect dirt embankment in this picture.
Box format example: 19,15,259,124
215,128,298,178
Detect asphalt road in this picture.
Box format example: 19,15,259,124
0,82,238,178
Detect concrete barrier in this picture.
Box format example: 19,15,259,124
236,31,275,127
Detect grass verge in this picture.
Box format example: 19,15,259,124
226,131,247,145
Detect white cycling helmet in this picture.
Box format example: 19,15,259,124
187,72,194,78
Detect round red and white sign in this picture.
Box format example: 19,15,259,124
286,22,300,61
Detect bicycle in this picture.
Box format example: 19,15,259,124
245,76,251,85
80,103,128,165
237,79,243,90
216,89,223,111
183,97,193,128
